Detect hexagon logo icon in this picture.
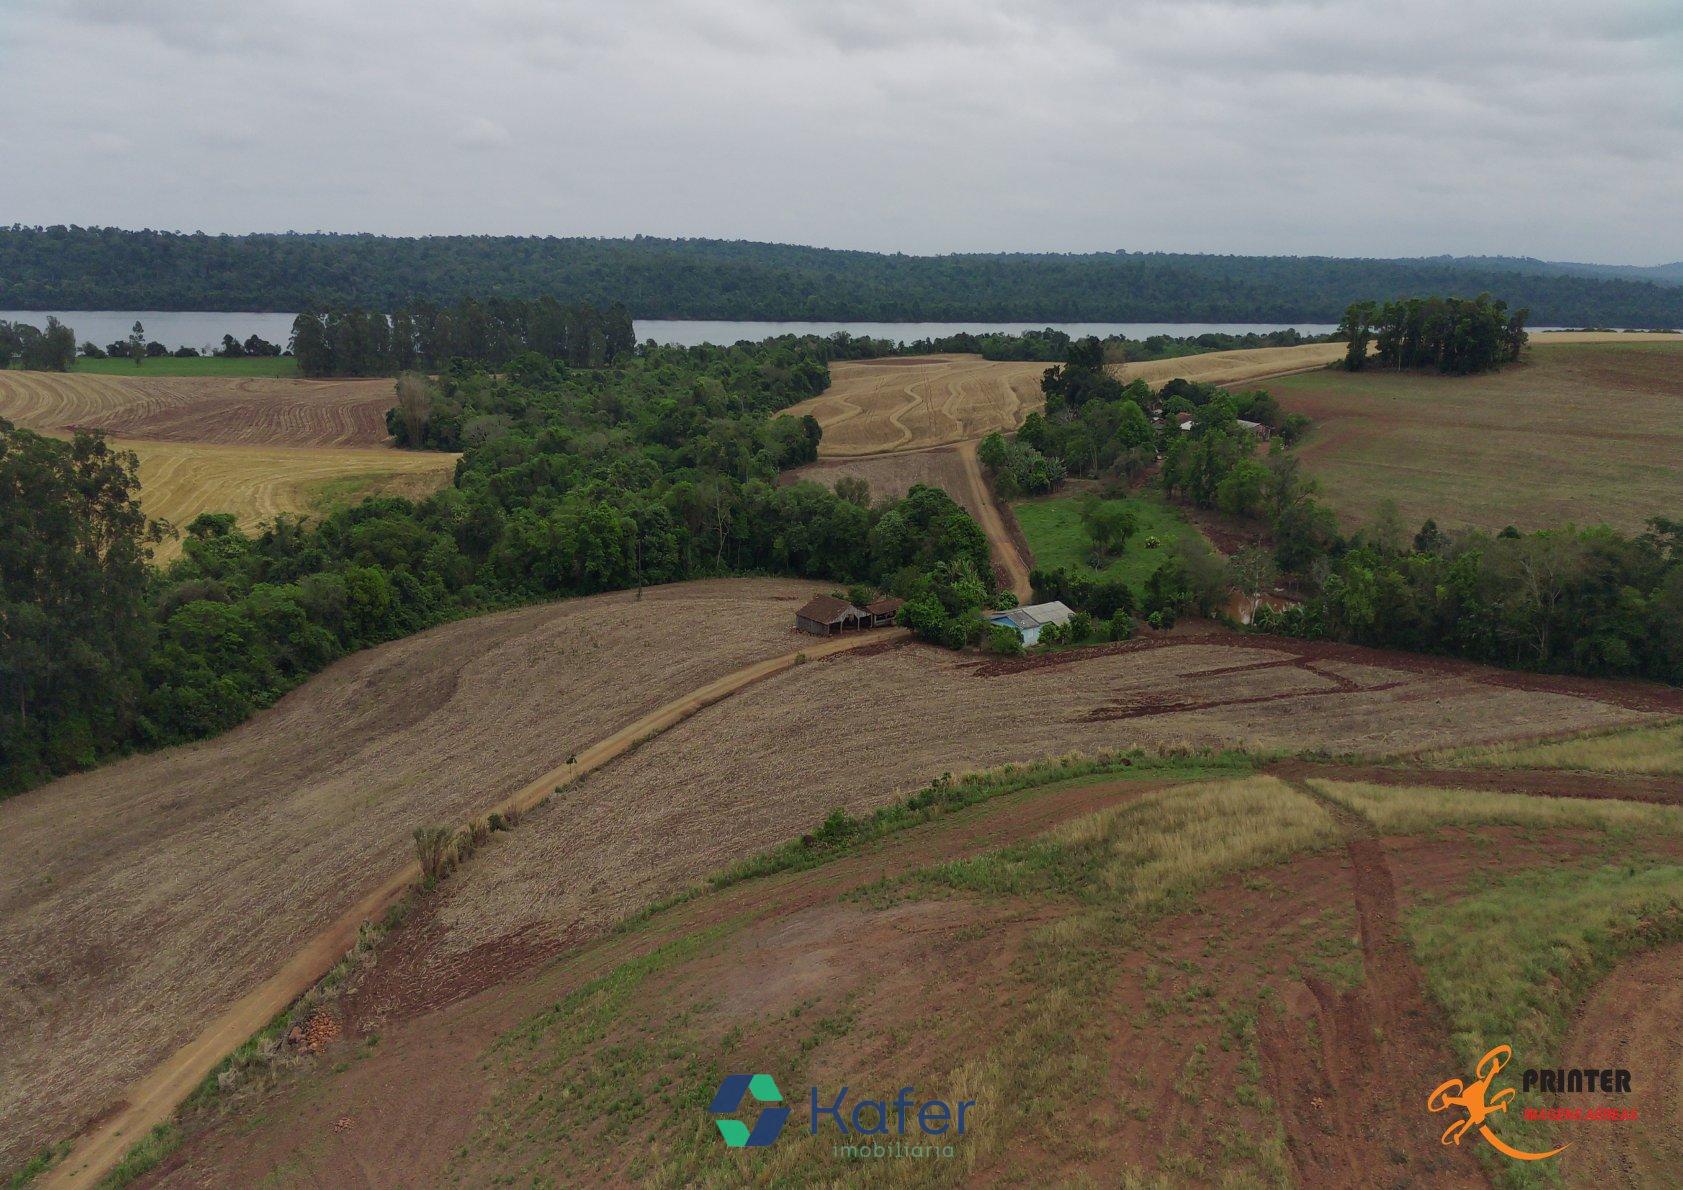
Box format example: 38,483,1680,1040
709,1073,789,1147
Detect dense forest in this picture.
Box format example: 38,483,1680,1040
0,338,993,795
5,227,1683,326
288,299,638,376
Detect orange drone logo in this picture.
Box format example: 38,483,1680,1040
1427,1045,1567,1161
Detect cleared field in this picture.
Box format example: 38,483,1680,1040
127,439,457,561
151,748,1683,1187
784,354,1047,456
0,579,837,1173
434,632,1660,957
1275,339,1683,532
0,370,397,446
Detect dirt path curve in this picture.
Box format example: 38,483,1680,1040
1258,776,1488,1188
43,627,906,1190
955,438,1033,602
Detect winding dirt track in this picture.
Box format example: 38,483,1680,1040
42,624,906,1190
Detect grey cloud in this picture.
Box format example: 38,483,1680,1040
1,0,1679,262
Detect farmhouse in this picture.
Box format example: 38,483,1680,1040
796,595,868,636
985,600,1075,646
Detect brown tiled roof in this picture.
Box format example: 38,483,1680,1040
796,594,861,624
865,597,905,615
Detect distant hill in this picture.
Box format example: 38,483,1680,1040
1433,254,1683,289
3,225,1680,326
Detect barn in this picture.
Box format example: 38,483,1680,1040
865,596,904,626
985,600,1075,646
795,594,868,636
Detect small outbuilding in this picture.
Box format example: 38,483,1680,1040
865,596,905,627
985,600,1075,646
795,594,868,636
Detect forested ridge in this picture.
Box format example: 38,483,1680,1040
1,337,994,795
5,226,1682,326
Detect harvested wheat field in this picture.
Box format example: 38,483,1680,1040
151,748,1683,1188
0,370,398,447
434,631,1669,958
0,579,839,1173
784,354,1047,455
128,441,453,519
1112,341,1348,387
1275,339,1683,532
131,439,458,559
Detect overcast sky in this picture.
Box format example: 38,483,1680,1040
2,0,1679,263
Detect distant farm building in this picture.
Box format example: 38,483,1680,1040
985,600,1075,646
865,597,904,626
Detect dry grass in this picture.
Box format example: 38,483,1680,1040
0,578,834,1170
1309,778,1683,835
1273,340,1683,532
0,370,398,447
442,638,1649,954
1110,342,1348,387
1427,721,1683,775
128,438,457,560
928,775,1340,912
784,354,1047,456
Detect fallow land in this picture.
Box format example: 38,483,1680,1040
1278,338,1683,532
6,575,1673,1180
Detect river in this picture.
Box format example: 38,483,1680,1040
0,311,1344,353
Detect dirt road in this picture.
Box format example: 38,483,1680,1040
38,623,903,1190
955,438,1033,601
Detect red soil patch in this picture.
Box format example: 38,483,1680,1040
965,627,1683,717
1257,789,1486,1187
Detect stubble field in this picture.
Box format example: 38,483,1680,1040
0,580,833,1172
1275,339,1683,532
783,355,1047,455
0,370,455,558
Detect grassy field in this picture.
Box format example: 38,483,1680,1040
1012,491,1201,586
1431,722,1683,775
64,355,302,377
1273,340,1683,533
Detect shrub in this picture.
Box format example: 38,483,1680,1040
413,825,455,881
1110,611,1136,641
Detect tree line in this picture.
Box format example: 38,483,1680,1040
5,226,1682,325
1339,293,1528,374
289,298,638,377
1,336,992,796
0,317,76,371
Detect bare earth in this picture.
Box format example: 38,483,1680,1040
0,579,833,1172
